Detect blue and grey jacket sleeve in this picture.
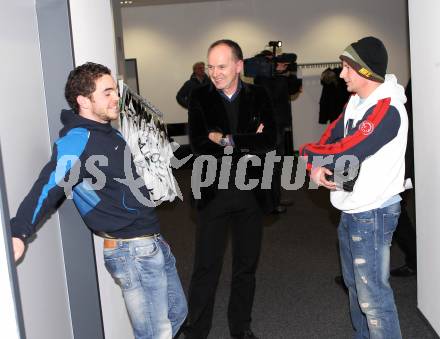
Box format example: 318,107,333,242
10,128,89,242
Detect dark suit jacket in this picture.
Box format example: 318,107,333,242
254,74,301,130
176,74,210,109
188,81,277,212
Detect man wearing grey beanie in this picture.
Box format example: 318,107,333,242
300,36,408,339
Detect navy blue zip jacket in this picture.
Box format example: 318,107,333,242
10,109,160,241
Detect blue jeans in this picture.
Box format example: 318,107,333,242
338,202,402,339
103,235,188,339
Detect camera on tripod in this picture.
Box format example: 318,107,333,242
244,40,298,78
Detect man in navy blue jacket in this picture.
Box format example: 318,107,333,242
11,62,187,339
176,61,210,109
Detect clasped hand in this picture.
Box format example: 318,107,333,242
208,123,264,145
310,166,336,190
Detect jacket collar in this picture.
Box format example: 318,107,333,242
217,80,243,102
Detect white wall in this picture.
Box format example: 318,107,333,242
408,0,440,335
121,0,410,146
0,182,21,339
0,2,73,339
69,1,134,338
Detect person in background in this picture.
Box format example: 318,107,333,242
390,78,417,277
319,66,350,124
176,61,210,109
300,36,408,338
11,62,187,339
254,50,302,214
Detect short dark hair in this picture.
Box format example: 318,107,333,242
65,62,111,113
192,61,205,71
208,39,243,61
258,50,273,57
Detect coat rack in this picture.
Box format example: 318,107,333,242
297,61,342,69
118,81,180,204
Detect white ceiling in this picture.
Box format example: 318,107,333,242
120,0,226,7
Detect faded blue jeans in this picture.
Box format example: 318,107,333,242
104,235,188,339
338,202,402,339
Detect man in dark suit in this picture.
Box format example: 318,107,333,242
185,39,276,339
176,61,210,109
254,51,302,213
390,79,417,277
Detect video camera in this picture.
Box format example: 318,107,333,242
244,41,298,78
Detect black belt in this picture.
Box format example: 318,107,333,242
95,230,159,240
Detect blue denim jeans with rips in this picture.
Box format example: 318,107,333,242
104,235,187,339
338,202,402,339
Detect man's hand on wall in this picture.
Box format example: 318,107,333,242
12,237,25,262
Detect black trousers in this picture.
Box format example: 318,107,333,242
270,129,287,209
393,190,417,269
185,189,263,339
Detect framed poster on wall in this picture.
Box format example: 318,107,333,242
124,58,139,94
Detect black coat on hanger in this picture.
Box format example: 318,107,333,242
319,67,350,124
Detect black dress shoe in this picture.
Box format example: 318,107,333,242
390,264,417,277
231,329,259,339
271,205,287,214
280,198,294,206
